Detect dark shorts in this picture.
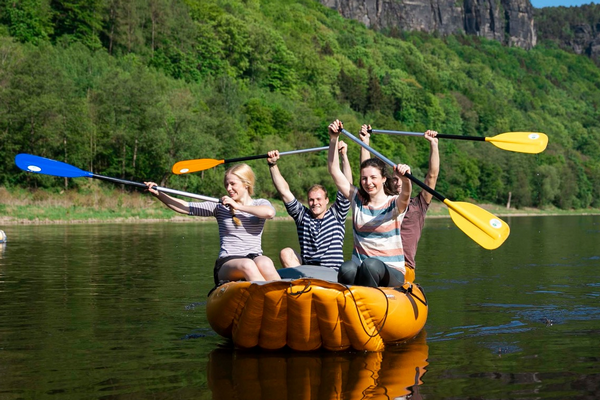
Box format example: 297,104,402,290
213,253,261,285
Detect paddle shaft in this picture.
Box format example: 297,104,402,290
224,146,328,164
340,129,447,202
368,129,485,142
91,173,220,202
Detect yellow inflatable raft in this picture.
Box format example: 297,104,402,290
206,268,428,351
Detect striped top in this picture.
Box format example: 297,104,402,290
188,199,274,259
350,187,407,274
285,191,350,269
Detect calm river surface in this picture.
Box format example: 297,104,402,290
1,215,599,399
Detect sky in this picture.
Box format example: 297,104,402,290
530,0,596,7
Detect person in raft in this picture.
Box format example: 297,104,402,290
327,119,412,287
266,140,352,269
144,163,280,285
359,125,439,283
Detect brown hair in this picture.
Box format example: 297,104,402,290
306,184,329,200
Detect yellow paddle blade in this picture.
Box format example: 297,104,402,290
172,158,225,174
444,200,510,250
486,132,548,154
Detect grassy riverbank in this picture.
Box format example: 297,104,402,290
1,186,599,225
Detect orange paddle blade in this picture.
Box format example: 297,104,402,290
172,158,225,174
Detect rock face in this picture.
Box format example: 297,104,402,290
320,0,537,49
565,24,600,61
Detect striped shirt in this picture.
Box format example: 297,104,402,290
285,191,350,268
350,187,407,274
188,199,274,259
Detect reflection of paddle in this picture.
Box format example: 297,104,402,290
15,154,220,203
340,129,510,250
368,129,548,154
172,146,328,175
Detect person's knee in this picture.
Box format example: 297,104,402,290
362,258,386,276
280,248,300,268
356,258,386,287
338,261,358,284
255,255,275,269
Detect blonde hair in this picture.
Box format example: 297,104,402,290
224,163,256,195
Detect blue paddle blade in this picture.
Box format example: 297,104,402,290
15,154,92,178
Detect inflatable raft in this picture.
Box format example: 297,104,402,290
206,266,428,351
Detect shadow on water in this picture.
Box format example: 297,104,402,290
207,331,429,400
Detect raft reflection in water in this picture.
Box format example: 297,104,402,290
208,331,429,400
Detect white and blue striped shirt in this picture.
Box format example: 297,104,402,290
285,191,350,268
188,199,273,259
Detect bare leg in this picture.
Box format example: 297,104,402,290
219,258,266,282
279,247,301,268
254,255,280,281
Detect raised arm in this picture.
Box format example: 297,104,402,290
393,165,412,214
145,181,190,214
327,120,353,199
359,124,371,164
422,130,439,204
267,150,295,204
338,140,353,185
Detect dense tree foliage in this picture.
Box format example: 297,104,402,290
1,0,599,209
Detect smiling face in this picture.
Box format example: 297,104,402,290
224,173,248,201
360,166,386,196
307,188,329,219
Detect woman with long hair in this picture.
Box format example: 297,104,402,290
327,120,412,287
145,163,279,284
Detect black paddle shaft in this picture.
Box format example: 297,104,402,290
367,129,486,142
340,128,447,202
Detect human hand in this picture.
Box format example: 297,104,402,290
338,140,348,156
328,119,343,137
424,130,438,145
267,150,280,165
359,124,371,144
221,196,238,210
394,164,411,178
144,181,159,196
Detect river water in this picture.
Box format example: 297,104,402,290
0,215,599,399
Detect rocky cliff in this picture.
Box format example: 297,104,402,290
320,0,537,49
535,5,600,64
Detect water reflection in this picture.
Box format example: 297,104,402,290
208,331,429,400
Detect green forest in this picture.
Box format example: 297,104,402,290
1,0,599,210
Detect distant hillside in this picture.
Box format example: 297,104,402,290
535,3,600,64
0,0,599,210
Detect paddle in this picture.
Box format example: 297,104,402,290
172,146,329,175
368,129,548,154
339,129,510,250
14,154,221,203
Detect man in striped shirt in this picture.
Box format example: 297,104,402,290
267,141,353,269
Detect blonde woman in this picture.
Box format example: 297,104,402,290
145,163,279,284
